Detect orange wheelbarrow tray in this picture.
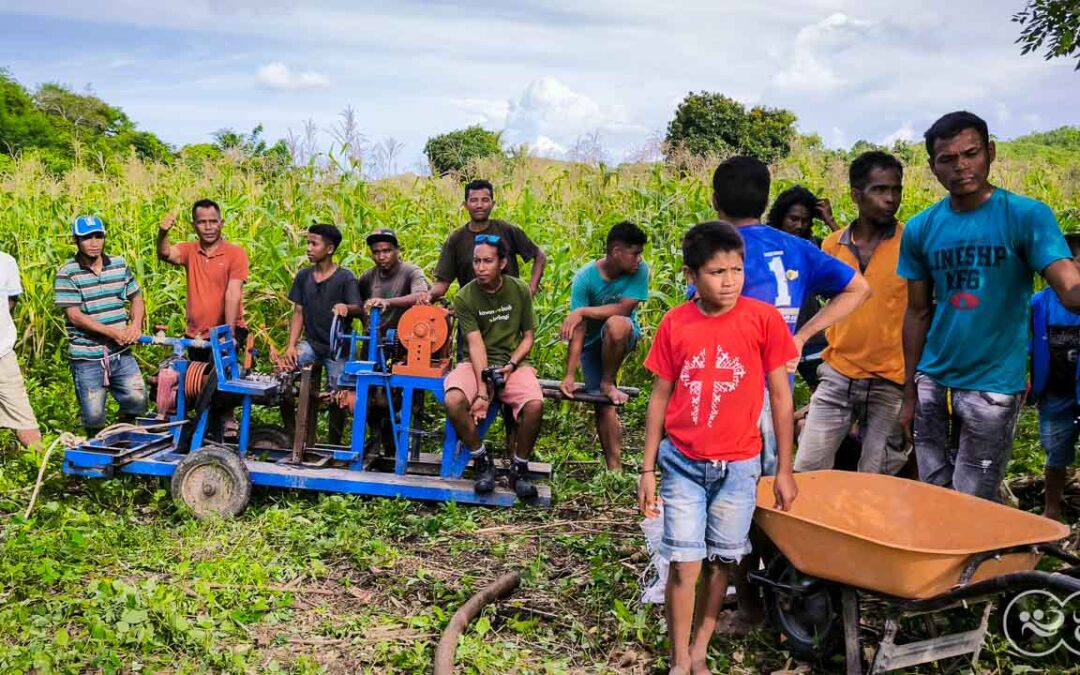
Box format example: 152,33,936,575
749,471,1080,674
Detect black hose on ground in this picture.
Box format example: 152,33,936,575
433,571,521,675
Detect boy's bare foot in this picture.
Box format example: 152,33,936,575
715,609,760,637
668,666,690,675
600,382,629,405
691,660,712,675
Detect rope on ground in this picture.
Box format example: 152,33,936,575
433,571,521,675
23,421,188,519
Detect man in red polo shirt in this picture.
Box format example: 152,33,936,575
157,199,250,347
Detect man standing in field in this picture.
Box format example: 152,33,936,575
899,111,1080,501
795,151,909,475
357,228,429,333
708,156,870,636
282,224,362,445
559,221,649,470
427,179,546,302
156,200,250,347
443,235,544,499
0,251,41,448
55,216,147,435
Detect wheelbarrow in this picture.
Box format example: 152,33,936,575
750,471,1080,674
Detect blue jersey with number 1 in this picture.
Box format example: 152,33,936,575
689,224,856,333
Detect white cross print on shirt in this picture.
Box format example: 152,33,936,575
678,346,747,427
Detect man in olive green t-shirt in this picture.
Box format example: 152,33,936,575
444,235,544,499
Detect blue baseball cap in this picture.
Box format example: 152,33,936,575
72,215,105,237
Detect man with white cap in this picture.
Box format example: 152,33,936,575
54,216,147,435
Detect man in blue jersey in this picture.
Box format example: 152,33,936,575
707,156,870,635
899,111,1080,502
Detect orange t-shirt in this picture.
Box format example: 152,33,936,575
821,224,907,385
176,241,249,338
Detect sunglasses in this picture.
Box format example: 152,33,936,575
474,234,502,245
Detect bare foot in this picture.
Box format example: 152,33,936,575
668,666,690,675
714,609,760,637
691,660,712,675
600,381,629,405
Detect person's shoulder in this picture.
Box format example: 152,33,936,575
739,296,788,323
998,189,1055,220
222,240,249,258
573,260,598,281
294,265,314,282
335,265,359,282
0,251,17,269
821,229,843,251
907,198,950,229
402,261,425,277
492,219,519,231
57,257,80,275
506,275,531,294
108,254,133,270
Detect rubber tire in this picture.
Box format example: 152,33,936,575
763,555,843,661
171,445,251,519
247,424,290,450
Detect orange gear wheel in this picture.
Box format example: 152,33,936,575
393,305,451,377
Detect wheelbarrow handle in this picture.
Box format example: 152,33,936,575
903,568,1080,613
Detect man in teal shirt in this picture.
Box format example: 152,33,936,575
559,221,649,470
898,111,1080,501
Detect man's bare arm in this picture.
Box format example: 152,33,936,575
1043,258,1080,314
156,213,184,265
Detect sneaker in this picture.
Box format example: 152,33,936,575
510,460,538,500
472,451,496,494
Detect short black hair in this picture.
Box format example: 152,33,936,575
924,111,990,157
766,186,818,232
464,179,494,201
1065,232,1080,258
683,220,745,271
191,199,222,222
849,151,904,190
474,236,508,260
712,156,770,219
606,221,647,253
309,223,342,250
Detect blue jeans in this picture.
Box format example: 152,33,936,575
71,352,147,430
914,373,1022,501
1039,399,1079,469
296,341,346,389
658,438,761,563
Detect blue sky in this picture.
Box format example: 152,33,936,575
1,0,1077,169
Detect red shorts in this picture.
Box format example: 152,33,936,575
443,363,543,419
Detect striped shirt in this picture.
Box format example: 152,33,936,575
54,254,141,359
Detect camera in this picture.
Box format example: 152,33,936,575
481,365,507,392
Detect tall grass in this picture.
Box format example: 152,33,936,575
2,139,1077,431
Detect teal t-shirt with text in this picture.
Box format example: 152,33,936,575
570,260,650,348
897,189,1070,393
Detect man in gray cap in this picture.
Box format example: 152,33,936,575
358,228,430,334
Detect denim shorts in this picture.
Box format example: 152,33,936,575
70,352,147,429
659,438,761,563
296,340,347,390
1039,400,1079,469
580,319,639,391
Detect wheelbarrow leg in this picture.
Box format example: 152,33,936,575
842,588,863,675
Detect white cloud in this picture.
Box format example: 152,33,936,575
882,122,915,146
771,13,876,93
255,62,330,91
531,136,567,157
500,76,642,151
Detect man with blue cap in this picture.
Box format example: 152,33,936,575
54,215,147,435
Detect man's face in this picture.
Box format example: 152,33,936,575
929,128,995,198
306,233,334,263
192,206,223,245
472,243,506,285
610,243,644,276
369,241,398,270
781,204,814,238
464,189,494,223
687,249,744,311
76,232,105,258
852,167,902,226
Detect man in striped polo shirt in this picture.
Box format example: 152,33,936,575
55,216,147,435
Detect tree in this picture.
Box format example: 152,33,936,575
423,125,503,175
1014,0,1080,70
665,92,798,163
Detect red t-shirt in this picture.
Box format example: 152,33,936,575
644,298,797,461
176,241,250,338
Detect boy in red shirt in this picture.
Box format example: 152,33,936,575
638,221,799,674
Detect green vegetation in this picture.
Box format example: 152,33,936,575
1,110,1079,671
423,125,505,176
1014,0,1080,69
665,91,798,163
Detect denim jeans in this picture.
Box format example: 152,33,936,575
296,340,347,389
71,352,147,430
914,373,1022,501
658,438,761,563
1038,399,1079,469
795,362,908,475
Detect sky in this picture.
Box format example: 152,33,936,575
1,0,1077,170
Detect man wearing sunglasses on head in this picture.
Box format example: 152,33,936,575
443,234,544,499
426,179,546,302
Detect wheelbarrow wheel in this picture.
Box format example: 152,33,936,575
763,555,842,661
171,445,251,519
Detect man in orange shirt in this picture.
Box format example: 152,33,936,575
794,152,909,475
157,199,250,352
